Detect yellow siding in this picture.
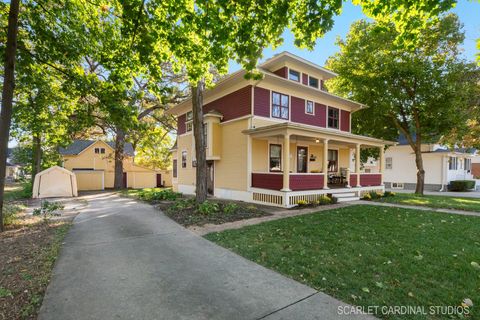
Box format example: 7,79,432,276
215,119,249,190
338,148,351,170
127,172,156,189
177,133,196,186
211,122,222,158
75,171,103,190
105,172,115,188
308,145,323,172
252,139,269,172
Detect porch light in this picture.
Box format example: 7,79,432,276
315,139,320,143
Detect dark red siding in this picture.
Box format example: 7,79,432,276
340,110,350,132
273,67,288,79
290,174,324,191
203,86,252,122
350,174,357,187
302,73,308,85
254,87,271,117
251,173,282,190
360,174,382,186
290,96,327,128
177,114,186,135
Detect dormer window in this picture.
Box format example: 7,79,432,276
308,76,319,89
288,69,300,82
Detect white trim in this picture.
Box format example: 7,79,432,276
305,100,315,115
178,184,196,195
219,114,252,126
214,188,252,202
270,91,290,121
268,142,283,172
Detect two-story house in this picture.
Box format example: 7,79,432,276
169,52,393,207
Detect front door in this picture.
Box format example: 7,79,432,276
297,147,308,173
206,161,214,195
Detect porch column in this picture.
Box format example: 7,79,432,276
323,139,329,189
355,143,361,187
379,145,385,185
281,133,291,191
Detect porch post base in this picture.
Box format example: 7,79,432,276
280,188,291,192
323,187,330,190
356,185,362,188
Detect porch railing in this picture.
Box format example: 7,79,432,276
350,173,382,187
251,172,325,191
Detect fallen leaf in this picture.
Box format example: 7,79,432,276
362,287,370,293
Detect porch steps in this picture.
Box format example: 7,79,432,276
332,192,360,203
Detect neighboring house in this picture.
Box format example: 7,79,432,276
60,140,171,190
5,161,20,182
168,52,393,207
384,136,477,191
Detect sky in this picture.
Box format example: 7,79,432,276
229,0,480,72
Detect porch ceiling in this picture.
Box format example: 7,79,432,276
243,122,395,147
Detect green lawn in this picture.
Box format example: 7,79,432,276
205,205,480,319
373,192,480,212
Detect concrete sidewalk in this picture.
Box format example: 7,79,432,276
39,192,374,320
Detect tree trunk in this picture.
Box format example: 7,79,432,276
0,0,20,232
192,81,207,203
31,133,42,184
113,127,125,189
413,147,425,195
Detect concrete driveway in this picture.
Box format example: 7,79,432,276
39,192,373,320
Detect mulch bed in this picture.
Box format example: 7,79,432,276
155,198,273,227
0,214,71,320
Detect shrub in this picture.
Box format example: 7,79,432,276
138,188,181,201
223,203,238,215
362,193,372,200
33,201,64,221
383,191,395,197
318,196,333,205
197,201,220,215
168,198,195,212
2,203,23,225
449,180,476,192
297,200,309,207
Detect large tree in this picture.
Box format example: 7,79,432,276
326,14,480,194
123,0,459,203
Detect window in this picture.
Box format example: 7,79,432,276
173,159,178,178
305,100,314,115
391,182,404,189
269,144,282,172
288,69,300,82
94,148,99,154
385,157,393,169
181,151,187,168
185,111,193,132
449,157,458,170
308,76,319,88
94,148,105,154
465,158,472,171
272,92,289,119
328,107,339,129
327,149,338,172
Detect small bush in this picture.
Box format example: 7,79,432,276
168,198,195,212
449,180,476,192
383,191,395,197
138,188,181,201
2,203,23,225
318,196,333,205
33,201,64,221
297,200,309,207
197,201,220,215
362,193,372,200
223,203,238,215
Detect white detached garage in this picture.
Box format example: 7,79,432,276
32,166,78,198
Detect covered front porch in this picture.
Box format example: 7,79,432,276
244,122,392,207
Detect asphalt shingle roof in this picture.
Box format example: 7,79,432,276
59,140,134,156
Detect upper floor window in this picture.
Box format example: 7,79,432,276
181,151,187,168
272,92,289,120
385,157,393,169
185,111,193,132
449,157,457,170
328,107,339,129
308,76,319,89
288,69,300,82
94,148,105,154
305,100,314,115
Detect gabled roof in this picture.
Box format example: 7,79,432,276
59,140,135,156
